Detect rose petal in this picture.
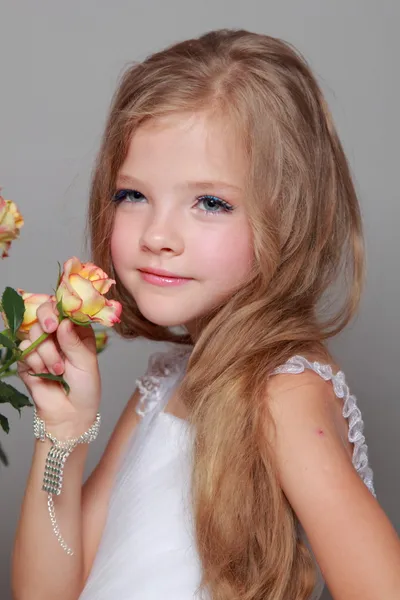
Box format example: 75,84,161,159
8,202,24,229
68,273,105,316
16,291,53,333
19,291,52,305
91,299,122,327
0,196,6,218
57,273,76,297
62,256,83,279
0,240,11,258
56,282,83,314
90,277,115,294
79,263,115,294
80,262,106,280
0,201,23,243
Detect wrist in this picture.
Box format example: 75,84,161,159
34,410,99,441
32,406,101,556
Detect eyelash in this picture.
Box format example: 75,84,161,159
112,189,234,215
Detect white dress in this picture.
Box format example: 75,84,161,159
79,345,376,600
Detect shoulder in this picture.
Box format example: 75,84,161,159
263,353,376,502
266,354,345,445
263,358,400,597
265,361,348,478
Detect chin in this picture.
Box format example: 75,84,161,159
135,296,213,329
135,303,189,328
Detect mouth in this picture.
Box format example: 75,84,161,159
137,268,192,287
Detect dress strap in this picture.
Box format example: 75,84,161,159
272,355,376,497
135,345,192,417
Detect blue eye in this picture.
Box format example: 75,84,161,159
112,189,234,214
196,195,234,214
113,189,146,203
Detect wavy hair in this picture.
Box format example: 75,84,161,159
87,29,365,600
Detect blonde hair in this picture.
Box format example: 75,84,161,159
88,29,365,600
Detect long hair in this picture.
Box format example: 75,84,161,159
87,29,365,600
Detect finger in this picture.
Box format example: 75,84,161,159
17,359,64,412
17,340,64,408
17,353,47,377
56,319,97,369
18,338,47,373
36,299,60,334
29,322,64,376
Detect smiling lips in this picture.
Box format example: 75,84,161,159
138,267,192,287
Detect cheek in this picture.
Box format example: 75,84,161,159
110,213,136,269
196,222,253,286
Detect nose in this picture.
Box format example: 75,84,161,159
139,210,184,256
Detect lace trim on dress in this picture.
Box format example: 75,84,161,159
272,355,376,497
135,346,192,417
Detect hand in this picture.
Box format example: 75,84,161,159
17,299,101,438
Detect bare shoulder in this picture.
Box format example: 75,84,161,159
81,388,142,582
266,363,353,460
265,368,347,472
262,369,400,597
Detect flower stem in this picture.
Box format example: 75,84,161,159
20,332,49,358
0,332,49,377
1,368,17,378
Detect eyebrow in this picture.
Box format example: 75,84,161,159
115,174,242,193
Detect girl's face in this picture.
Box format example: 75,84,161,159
111,111,253,334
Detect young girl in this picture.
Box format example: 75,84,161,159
11,29,400,600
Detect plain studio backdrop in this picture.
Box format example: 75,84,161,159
0,2,399,599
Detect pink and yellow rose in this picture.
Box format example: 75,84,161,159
56,257,122,327
0,195,24,258
95,330,109,353
17,291,55,337
0,290,54,339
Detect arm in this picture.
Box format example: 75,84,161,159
11,389,141,600
265,371,400,600
81,389,141,583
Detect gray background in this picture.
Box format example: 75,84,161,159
0,1,398,599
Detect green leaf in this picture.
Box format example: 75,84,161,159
0,414,10,434
56,261,63,288
0,328,13,340
1,287,25,336
29,372,70,395
0,380,32,413
3,346,14,363
0,441,9,466
0,332,16,350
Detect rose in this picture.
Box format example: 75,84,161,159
0,257,122,434
56,257,122,327
1,291,54,342
0,195,24,258
16,290,55,338
95,330,109,353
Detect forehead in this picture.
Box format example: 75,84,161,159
119,111,247,187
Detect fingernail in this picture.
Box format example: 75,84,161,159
44,318,57,333
52,362,64,375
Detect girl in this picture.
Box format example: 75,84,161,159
12,29,400,600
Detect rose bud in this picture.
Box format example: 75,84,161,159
0,291,54,340
95,330,109,354
56,256,122,327
0,195,24,258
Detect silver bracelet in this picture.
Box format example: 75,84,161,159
33,407,101,555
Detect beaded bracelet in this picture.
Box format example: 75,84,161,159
33,406,101,555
